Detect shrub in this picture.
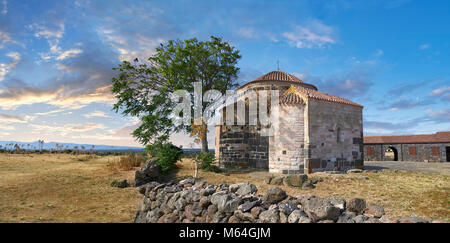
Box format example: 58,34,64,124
146,142,183,173
106,153,147,171
196,152,221,173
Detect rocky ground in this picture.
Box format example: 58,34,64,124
134,178,437,223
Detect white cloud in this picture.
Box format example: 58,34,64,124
428,86,450,96
32,23,65,39
0,52,20,82
56,49,83,60
83,110,109,118
0,113,30,123
0,85,115,110
30,122,106,136
0,30,11,48
237,27,257,39
419,43,430,50
282,19,336,49
1,0,6,15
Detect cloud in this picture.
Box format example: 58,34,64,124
0,30,11,48
282,19,336,49
1,0,6,15
302,70,373,99
428,86,450,101
425,108,450,123
56,49,83,60
387,98,434,110
0,113,30,123
0,52,20,82
31,22,65,39
419,43,430,50
83,110,109,118
30,122,106,135
237,27,257,39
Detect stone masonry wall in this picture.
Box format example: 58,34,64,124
364,143,450,162
305,99,363,173
217,125,269,169
269,104,305,174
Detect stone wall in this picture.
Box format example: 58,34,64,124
364,143,450,162
134,179,433,223
305,99,363,173
269,104,305,174
217,125,269,169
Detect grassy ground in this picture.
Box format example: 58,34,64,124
0,153,141,223
175,159,450,222
0,154,448,222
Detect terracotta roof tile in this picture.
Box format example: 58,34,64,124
280,85,363,108
238,70,318,91
364,131,450,144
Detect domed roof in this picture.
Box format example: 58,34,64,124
254,70,304,83
238,70,318,91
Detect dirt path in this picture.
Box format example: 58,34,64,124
364,161,450,175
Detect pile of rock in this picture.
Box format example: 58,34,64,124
134,158,162,187
133,179,432,223
265,174,323,189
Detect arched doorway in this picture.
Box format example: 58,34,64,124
385,147,398,161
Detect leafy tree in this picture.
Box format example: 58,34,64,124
111,36,241,152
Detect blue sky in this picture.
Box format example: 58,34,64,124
0,0,449,148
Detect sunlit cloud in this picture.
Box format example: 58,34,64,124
282,19,336,49
0,52,20,82
83,110,109,118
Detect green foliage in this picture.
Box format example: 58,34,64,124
196,152,221,173
146,142,183,173
111,36,241,150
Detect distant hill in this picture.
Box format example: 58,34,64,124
0,141,144,151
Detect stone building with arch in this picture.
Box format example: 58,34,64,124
364,132,450,162
214,70,364,174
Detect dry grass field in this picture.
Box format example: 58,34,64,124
1,153,449,222
0,153,141,222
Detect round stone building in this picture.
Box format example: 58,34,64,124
215,70,364,174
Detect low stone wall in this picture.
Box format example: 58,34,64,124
134,179,432,223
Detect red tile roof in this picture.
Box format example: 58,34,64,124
280,85,363,108
364,131,450,144
238,71,318,91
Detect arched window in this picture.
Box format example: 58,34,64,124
337,127,341,143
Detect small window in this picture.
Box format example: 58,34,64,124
282,150,286,155
367,146,374,156
431,146,440,156
337,127,341,143
409,146,417,156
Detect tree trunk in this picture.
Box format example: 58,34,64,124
201,128,209,153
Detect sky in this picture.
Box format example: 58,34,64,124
0,0,449,148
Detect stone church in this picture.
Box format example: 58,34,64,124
214,70,364,174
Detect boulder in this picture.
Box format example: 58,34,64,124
251,206,263,218
262,187,287,204
235,183,258,195
347,169,363,174
134,159,162,187
337,212,356,223
222,197,242,213
301,180,315,190
288,210,308,223
239,200,259,213
302,197,341,222
278,201,298,215
270,176,284,185
347,198,366,214
364,205,385,218
111,179,130,188
259,209,280,223
325,196,346,211
283,174,308,187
